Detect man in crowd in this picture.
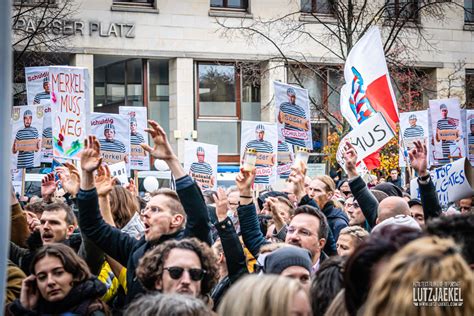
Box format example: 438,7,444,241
387,169,402,188
77,120,210,305
12,110,40,169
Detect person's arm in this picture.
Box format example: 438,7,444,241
141,120,210,244
10,189,29,248
78,136,138,267
409,140,442,220
235,169,268,257
344,142,378,228
213,188,248,282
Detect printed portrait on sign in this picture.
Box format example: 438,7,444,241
399,110,429,167
119,106,150,170
184,141,218,191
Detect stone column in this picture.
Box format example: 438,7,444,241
169,57,194,161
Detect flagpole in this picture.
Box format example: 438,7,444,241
0,0,12,310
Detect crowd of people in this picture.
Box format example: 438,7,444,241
4,120,474,315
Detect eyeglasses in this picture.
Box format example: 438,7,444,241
163,267,207,281
345,202,360,209
287,226,313,237
140,206,162,215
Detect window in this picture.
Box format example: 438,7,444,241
94,58,143,113
196,62,260,159
211,0,248,10
301,0,334,15
113,0,154,6
148,60,170,135
386,0,419,21
466,69,474,109
466,0,474,23
14,0,56,5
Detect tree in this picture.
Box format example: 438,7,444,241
12,0,76,103
216,0,464,132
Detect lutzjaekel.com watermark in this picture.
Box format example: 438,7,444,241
413,281,463,307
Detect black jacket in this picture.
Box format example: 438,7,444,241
321,201,348,256
77,176,210,305
8,277,107,316
349,176,379,230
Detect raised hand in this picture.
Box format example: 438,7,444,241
26,211,41,233
20,275,39,311
288,161,306,202
408,140,428,177
125,178,137,196
41,173,58,200
56,162,81,196
95,164,117,197
342,141,358,178
141,120,176,161
265,196,285,230
213,187,229,222
81,136,102,173
235,168,256,196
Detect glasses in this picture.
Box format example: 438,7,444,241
345,202,360,209
163,267,207,281
140,206,162,215
287,226,313,237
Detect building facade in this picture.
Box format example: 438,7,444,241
13,0,474,168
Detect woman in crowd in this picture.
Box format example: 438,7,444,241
336,226,369,257
364,236,474,316
8,243,108,315
218,274,311,316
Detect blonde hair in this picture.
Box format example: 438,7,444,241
315,175,336,193
339,226,369,246
364,236,474,316
218,275,306,316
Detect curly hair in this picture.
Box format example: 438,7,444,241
136,238,219,297
31,243,91,286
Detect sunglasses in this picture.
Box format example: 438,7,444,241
163,267,207,281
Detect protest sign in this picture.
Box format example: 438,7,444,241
274,81,312,149
466,110,474,165
108,161,129,185
399,110,429,167
277,141,294,179
410,158,473,206
25,66,50,105
184,141,218,191
241,121,278,185
11,105,44,169
89,113,130,168
429,98,466,165
336,112,394,172
11,169,25,196
119,106,150,170
49,66,89,160
306,163,327,178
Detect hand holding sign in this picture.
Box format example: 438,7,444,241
408,140,429,177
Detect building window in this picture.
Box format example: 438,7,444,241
113,0,154,6
301,0,334,15
196,62,260,160
148,60,170,135
465,0,474,23
211,0,248,10
466,69,474,109
386,0,419,21
94,57,143,113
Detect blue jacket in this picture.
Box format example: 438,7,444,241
321,201,349,244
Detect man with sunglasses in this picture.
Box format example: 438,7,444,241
137,238,218,301
77,120,211,306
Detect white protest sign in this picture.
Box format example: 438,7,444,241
11,105,44,169
336,112,394,171
25,66,50,105
277,141,294,180
240,121,278,185
399,110,429,167
184,141,218,191
410,157,473,206
11,169,25,196
89,113,130,168
108,161,129,185
119,106,150,170
50,66,89,160
274,81,312,149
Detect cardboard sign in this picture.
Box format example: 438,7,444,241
25,66,50,105
277,141,294,180
336,112,394,171
306,163,327,178
241,121,278,185
50,66,89,160
11,105,44,169
399,110,430,167
429,98,466,164
410,158,474,206
184,141,218,191
119,106,150,170
89,113,130,168
108,161,129,185
274,81,313,149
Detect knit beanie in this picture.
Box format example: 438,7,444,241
263,246,312,275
